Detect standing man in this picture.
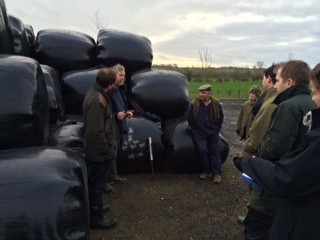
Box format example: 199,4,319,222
83,68,118,230
241,64,278,157
237,64,278,224
243,60,317,239
236,85,262,140
187,84,224,183
108,64,133,186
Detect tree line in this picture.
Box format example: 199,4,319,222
152,64,264,83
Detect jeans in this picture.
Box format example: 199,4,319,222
86,159,112,198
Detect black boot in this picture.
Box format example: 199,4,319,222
103,203,111,213
90,196,117,230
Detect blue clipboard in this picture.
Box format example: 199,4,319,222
240,173,264,189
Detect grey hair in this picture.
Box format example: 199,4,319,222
112,64,125,73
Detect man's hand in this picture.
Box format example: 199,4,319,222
126,110,134,119
117,111,127,120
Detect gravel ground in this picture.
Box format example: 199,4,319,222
90,99,248,240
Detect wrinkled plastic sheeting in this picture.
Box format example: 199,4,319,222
0,0,13,54
41,65,67,123
34,29,96,74
162,120,229,173
49,121,84,152
61,68,99,115
25,24,35,46
8,15,31,57
130,69,189,121
0,55,49,150
96,29,153,76
117,116,164,173
0,146,89,240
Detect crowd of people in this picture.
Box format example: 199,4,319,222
82,60,320,239
233,60,320,240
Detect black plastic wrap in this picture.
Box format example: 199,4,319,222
0,0,14,54
117,116,164,173
24,24,35,46
41,65,67,123
96,29,153,76
8,15,31,57
0,55,49,150
130,69,189,121
0,146,89,240
162,120,229,173
49,121,84,153
61,68,99,115
34,29,96,73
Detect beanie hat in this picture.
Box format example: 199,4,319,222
249,85,262,98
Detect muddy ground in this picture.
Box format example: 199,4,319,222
90,100,248,240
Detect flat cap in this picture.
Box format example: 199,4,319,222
199,84,211,91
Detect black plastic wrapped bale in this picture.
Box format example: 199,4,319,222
34,29,96,74
0,55,49,150
41,65,67,123
61,68,99,115
130,69,189,121
219,134,229,164
162,120,229,173
0,146,89,240
48,121,84,152
96,29,153,76
0,0,13,54
8,15,31,57
24,24,35,46
117,116,164,173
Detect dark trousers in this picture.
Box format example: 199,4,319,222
193,132,221,175
244,206,274,240
86,160,112,198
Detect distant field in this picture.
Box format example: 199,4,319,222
188,79,262,100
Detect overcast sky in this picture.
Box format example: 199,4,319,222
5,0,320,68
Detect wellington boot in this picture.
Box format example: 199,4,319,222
90,196,117,230
90,216,117,230
111,159,127,183
103,203,111,213
104,183,116,193
110,174,127,182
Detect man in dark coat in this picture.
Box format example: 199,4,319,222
83,68,119,229
187,84,224,183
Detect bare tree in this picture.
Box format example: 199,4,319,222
198,48,212,68
91,10,108,31
256,61,264,69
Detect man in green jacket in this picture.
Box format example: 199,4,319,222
83,68,119,230
237,64,278,224
241,64,278,157
244,60,317,240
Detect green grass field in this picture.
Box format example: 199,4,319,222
188,79,262,100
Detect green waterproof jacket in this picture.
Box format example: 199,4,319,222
242,88,277,157
83,84,119,162
250,84,317,217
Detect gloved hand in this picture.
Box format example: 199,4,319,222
233,157,243,172
236,129,240,136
